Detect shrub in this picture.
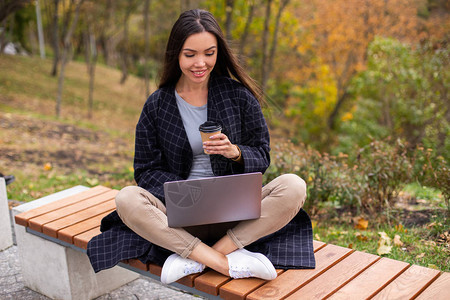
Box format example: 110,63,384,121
265,137,447,223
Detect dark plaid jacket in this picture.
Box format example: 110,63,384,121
87,76,315,272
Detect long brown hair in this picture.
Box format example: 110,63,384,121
158,9,263,104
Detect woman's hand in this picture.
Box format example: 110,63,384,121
203,133,240,160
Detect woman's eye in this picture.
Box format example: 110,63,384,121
206,52,215,56
184,53,195,58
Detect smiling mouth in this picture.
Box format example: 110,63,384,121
192,70,207,77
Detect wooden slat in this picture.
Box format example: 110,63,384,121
42,199,116,238
194,270,232,296
415,272,450,300
28,189,117,232
247,244,353,300
219,270,285,300
73,227,101,249
313,240,326,251
219,241,324,300
57,209,114,244
15,186,111,226
177,272,207,288
372,264,441,299
149,264,162,276
327,257,410,300
286,251,380,299
127,259,148,271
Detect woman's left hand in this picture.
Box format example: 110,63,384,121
203,133,240,159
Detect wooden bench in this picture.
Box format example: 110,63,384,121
14,185,450,299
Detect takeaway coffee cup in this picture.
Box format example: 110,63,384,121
199,121,222,154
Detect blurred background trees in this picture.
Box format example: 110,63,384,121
1,0,448,217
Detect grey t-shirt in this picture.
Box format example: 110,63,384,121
175,90,215,179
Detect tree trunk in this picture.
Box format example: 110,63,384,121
103,0,116,66
0,17,7,53
87,31,97,119
225,0,235,42
266,0,289,87
238,0,255,63
261,0,272,93
143,0,151,96
35,0,45,58
51,0,60,76
0,0,32,24
55,0,84,118
120,1,134,85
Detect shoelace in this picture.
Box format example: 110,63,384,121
229,265,253,279
183,262,204,275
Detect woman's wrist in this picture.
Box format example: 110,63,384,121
231,145,243,163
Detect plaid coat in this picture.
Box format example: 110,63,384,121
87,76,315,272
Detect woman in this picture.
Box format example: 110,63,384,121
87,9,314,284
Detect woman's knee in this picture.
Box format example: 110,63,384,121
115,186,142,216
278,173,307,209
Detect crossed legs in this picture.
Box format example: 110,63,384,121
115,174,306,280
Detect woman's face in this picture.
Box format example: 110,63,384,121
178,31,217,87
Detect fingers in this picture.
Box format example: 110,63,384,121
203,133,237,158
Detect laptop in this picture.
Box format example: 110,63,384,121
164,172,262,227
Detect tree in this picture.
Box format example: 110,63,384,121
0,0,32,24
338,37,449,159
55,0,84,118
50,0,60,76
119,0,138,84
238,0,256,63
224,0,235,42
143,0,151,96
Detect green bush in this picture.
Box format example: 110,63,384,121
265,137,447,222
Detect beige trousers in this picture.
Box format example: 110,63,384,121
115,174,306,258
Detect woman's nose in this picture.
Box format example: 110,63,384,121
194,57,206,67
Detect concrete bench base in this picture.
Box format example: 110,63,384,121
12,186,139,300
0,178,13,251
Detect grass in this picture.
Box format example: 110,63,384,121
1,54,448,272
313,214,449,272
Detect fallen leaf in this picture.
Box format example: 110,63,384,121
354,217,369,230
427,222,436,229
315,233,321,241
86,178,99,186
355,232,368,241
394,234,404,246
395,224,406,232
311,220,317,229
416,253,425,259
427,264,439,270
377,231,392,255
43,162,52,171
348,243,353,249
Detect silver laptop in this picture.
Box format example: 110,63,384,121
164,172,262,227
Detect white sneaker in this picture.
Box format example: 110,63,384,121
160,254,205,284
226,249,277,280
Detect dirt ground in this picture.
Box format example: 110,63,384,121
0,111,135,202
1,112,131,171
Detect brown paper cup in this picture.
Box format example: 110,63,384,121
200,130,221,154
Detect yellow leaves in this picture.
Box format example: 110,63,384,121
43,163,52,171
393,234,404,246
341,112,353,122
377,231,392,255
395,224,408,233
86,178,99,186
355,232,368,241
416,252,425,259
354,217,369,230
